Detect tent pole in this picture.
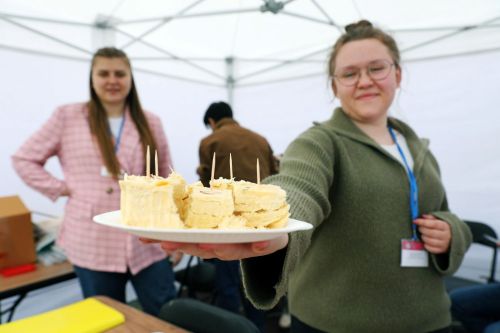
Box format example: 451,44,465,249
225,57,235,105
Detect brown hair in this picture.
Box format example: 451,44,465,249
87,47,157,178
328,20,400,79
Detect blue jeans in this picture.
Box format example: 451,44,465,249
450,283,500,333
212,259,266,332
74,259,176,316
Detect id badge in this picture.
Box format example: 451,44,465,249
401,239,428,267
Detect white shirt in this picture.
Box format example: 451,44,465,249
108,116,124,139
381,131,414,170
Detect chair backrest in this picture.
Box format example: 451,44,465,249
175,256,216,298
159,298,261,333
464,220,498,283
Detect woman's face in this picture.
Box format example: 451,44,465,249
332,39,401,125
91,56,132,108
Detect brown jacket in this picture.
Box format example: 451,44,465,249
197,118,277,186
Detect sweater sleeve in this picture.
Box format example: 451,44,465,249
430,198,472,276
11,107,67,201
241,125,335,309
426,153,472,275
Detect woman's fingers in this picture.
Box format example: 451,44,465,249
155,234,289,260
414,216,451,254
421,235,445,247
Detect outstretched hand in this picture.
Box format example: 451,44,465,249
413,214,451,254
141,234,289,261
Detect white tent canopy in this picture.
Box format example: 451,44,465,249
1,0,500,282
2,0,500,94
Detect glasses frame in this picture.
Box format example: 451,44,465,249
334,59,396,87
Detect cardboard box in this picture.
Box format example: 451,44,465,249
0,195,36,269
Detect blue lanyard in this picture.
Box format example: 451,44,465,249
388,126,419,240
111,116,125,153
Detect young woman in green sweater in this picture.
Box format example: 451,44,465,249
153,20,472,333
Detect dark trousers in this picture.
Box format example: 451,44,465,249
290,315,450,333
450,283,500,333
212,259,266,332
73,259,176,316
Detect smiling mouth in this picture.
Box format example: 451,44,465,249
356,93,378,100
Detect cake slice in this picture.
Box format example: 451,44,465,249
183,184,234,228
212,178,290,228
119,175,184,228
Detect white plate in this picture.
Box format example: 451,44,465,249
93,210,313,243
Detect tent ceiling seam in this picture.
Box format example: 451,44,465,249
114,27,226,81
236,46,331,82
108,0,127,19
0,44,89,62
1,17,92,55
120,0,206,50
133,66,224,87
401,15,500,54
0,12,93,27
237,71,326,87
310,0,339,30
116,8,261,25
391,24,500,32
129,56,325,63
281,10,337,27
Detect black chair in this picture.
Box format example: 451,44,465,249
444,220,498,292
175,256,216,301
159,298,260,333
464,220,498,283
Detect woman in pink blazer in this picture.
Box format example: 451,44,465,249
12,47,176,316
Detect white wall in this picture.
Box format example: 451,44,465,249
399,52,500,280
1,49,499,283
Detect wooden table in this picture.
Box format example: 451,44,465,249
94,296,191,333
0,261,75,323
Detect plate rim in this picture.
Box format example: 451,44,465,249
93,210,313,235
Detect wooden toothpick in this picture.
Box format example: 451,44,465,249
211,152,216,182
146,145,150,177
155,150,158,177
256,158,260,184
229,153,233,179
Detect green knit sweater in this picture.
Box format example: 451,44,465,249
241,108,472,333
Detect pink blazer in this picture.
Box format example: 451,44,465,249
12,103,171,274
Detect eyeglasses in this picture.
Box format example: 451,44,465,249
334,59,395,86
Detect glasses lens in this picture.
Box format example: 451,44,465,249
368,60,392,80
337,68,359,86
